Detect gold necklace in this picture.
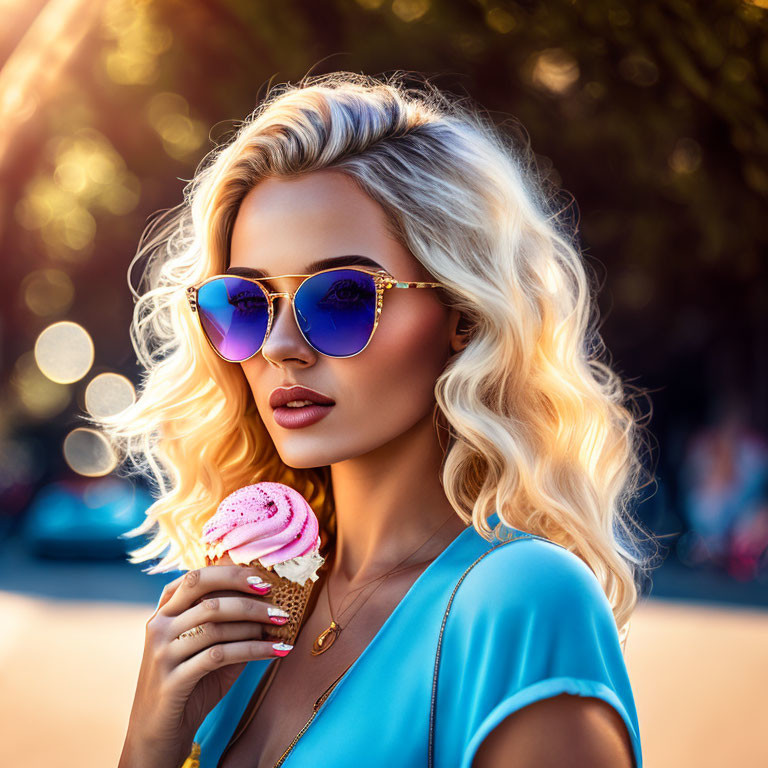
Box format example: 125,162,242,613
310,513,456,655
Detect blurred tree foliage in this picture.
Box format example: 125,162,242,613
1,0,766,516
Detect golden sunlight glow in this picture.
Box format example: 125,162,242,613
0,0,102,169
485,7,516,34
34,321,94,384
11,351,72,419
84,372,136,418
41,206,97,252
392,0,430,23
14,128,140,260
669,137,703,175
146,92,207,160
22,269,75,317
101,0,172,85
62,427,118,476
530,48,580,94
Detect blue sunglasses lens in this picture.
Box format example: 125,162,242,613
197,276,269,362
195,269,378,361
294,269,377,357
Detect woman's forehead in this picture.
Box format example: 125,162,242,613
229,171,420,278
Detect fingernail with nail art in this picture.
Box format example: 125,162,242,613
246,576,271,594
272,642,293,656
267,606,290,625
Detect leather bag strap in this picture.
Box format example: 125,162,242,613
428,532,559,767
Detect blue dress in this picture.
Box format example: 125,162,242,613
184,511,643,768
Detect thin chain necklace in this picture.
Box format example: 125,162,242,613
310,513,456,655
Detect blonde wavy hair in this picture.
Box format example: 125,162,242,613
90,71,656,646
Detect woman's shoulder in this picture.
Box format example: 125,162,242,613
439,529,642,768
437,525,642,768
454,528,615,628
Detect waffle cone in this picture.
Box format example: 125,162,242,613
205,553,316,645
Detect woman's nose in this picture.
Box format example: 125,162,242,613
260,295,313,359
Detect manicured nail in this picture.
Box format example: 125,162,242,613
267,606,289,618
247,576,271,594
272,642,293,656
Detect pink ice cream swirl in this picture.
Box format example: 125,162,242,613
202,481,324,584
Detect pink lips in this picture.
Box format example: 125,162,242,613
269,385,335,409
269,384,336,430
272,403,334,429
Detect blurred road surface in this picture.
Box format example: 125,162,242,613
0,591,767,767
0,534,766,767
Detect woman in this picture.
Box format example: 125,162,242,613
111,72,651,768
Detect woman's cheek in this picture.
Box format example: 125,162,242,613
353,304,450,419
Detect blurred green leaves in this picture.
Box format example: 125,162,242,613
1,0,766,431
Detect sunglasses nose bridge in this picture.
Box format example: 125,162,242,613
263,290,303,348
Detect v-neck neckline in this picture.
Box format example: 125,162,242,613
216,513,500,768
299,510,500,710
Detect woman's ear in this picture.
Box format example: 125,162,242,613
448,308,474,354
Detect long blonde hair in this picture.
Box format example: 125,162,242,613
89,71,656,644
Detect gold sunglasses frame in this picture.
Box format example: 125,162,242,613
185,265,444,362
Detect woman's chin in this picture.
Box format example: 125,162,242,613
273,445,338,469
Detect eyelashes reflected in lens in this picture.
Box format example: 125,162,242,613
294,270,378,354
228,288,269,315
315,277,376,310
196,276,271,362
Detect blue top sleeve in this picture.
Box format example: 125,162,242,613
435,536,643,768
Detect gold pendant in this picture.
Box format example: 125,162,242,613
311,620,341,655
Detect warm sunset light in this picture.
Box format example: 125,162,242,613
10,351,72,419
1,4,765,768
21,269,75,317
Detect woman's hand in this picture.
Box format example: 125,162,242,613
118,563,291,768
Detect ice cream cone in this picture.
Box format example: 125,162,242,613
205,551,316,645
201,481,326,647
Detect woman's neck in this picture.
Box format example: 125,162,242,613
327,409,468,588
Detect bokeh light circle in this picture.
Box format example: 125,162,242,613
62,428,118,477
84,373,136,418
34,321,94,384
